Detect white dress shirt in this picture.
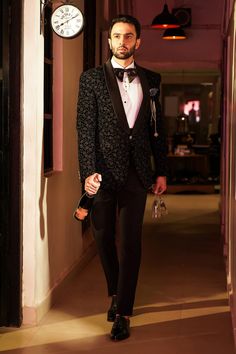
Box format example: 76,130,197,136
111,57,143,129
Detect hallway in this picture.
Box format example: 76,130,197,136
0,194,235,353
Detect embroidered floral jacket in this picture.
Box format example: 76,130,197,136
77,59,167,190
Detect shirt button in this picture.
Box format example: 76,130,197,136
129,135,132,140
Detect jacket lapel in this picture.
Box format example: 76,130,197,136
103,60,130,134
132,64,150,135
103,60,150,136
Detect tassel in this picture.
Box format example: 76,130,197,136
150,99,158,137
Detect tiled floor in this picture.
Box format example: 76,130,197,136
0,194,235,353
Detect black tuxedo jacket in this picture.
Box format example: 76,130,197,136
77,59,167,190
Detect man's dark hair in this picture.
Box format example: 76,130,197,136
108,14,141,39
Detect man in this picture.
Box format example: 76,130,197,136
77,14,167,341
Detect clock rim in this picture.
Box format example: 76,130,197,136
50,3,84,39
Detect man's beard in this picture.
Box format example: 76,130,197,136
111,44,136,59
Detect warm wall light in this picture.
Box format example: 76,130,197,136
162,27,187,40
151,3,180,29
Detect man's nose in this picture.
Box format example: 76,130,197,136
119,36,125,45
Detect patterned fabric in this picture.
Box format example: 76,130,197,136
77,60,168,191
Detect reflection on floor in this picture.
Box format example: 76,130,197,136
0,194,235,354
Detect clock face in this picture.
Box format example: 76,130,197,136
51,4,84,39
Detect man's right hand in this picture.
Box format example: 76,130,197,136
85,173,102,195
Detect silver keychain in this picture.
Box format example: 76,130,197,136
152,195,168,219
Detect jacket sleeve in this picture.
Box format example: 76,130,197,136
76,71,97,182
149,75,168,177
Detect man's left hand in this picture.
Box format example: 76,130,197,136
153,176,167,195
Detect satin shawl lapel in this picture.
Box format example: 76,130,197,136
103,60,150,135
132,64,150,135
103,60,130,134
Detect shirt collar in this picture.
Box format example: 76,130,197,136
111,57,135,69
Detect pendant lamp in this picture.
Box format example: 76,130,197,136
162,27,187,40
151,3,180,29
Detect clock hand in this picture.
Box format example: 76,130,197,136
59,14,79,27
68,13,79,21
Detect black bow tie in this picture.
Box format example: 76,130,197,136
113,68,138,83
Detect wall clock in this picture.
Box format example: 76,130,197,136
51,4,84,39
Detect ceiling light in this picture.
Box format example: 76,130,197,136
151,4,180,29
162,27,187,40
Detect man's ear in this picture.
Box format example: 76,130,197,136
135,38,141,50
108,38,112,49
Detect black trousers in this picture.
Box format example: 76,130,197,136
90,166,147,316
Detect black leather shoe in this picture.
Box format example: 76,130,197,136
110,316,130,341
107,296,117,322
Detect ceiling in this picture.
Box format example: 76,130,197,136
130,0,225,72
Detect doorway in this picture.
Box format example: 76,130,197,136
161,72,221,194
0,0,22,326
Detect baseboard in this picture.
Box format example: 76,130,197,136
23,241,97,325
